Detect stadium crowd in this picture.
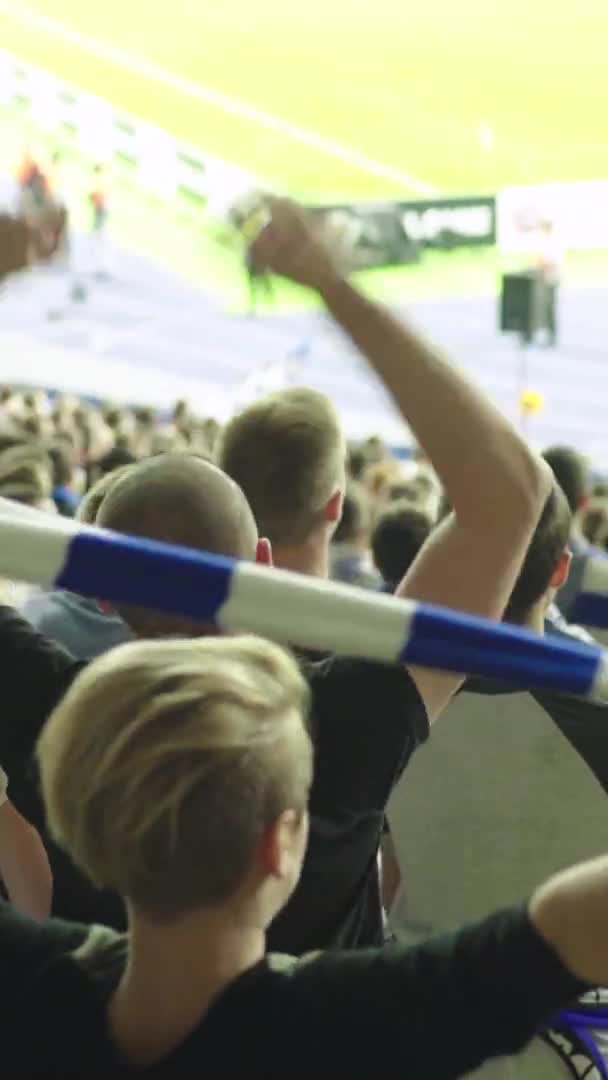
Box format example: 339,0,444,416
1,198,608,1076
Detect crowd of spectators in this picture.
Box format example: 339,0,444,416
2,197,608,1077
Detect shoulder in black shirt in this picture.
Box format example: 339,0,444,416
268,655,428,954
0,606,124,928
0,901,587,1080
0,608,428,945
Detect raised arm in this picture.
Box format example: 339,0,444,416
0,767,52,919
250,198,552,721
309,855,608,1078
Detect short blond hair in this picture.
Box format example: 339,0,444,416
218,388,346,545
38,636,312,920
0,444,52,506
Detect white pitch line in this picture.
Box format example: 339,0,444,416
0,0,439,197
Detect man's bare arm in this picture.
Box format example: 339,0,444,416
251,198,551,722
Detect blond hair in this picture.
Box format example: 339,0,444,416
37,636,312,920
0,444,51,506
218,388,346,545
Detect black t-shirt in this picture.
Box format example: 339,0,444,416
0,607,427,950
463,614,608,795
0,900,587,1079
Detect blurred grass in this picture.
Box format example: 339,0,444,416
2,102,606,312
1,0,607,199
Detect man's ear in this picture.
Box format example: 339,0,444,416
255,538,273,566
325,490,343,525
257,809,307,881
550,549,571,591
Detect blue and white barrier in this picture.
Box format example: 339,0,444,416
0,505,608,698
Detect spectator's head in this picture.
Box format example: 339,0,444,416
96,453,264,636
332,483,371,550
89,445,137,487
0,422,25,455
543,446,589,515
0,444,54,511
219,388,346,577
505,485,572,626
371,501,432,591
76,464,135,525
38,636,312,926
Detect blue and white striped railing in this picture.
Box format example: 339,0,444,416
1,503,608,698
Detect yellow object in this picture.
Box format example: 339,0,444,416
520,389,543,415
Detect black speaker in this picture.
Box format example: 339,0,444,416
500,272,543,337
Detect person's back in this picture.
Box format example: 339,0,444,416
21,590,130,660
389,685,608,938
7,635,608,1079
388,485,608,938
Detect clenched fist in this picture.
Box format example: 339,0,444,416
248,197,343,293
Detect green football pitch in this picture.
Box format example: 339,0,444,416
1,0,607,200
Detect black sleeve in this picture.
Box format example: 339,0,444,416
532,687,608,793
0,606,81,768
285,905,588,1078
0,901,89,1013
307,657,429,814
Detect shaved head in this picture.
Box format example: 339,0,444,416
96,454,258,636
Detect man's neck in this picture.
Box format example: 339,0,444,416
522,599,549,636
109,906,265,1067
273,537,329,578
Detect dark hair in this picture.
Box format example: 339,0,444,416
333,484,369,544
91,446,137,481
371,501,431,590
505,485,571,623
542,446,588,514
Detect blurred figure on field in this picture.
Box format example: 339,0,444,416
86,163,110,282
15,147,49,216
534,219,563,348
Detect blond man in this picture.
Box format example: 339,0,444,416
220,387,346,577
1,636,608,1075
